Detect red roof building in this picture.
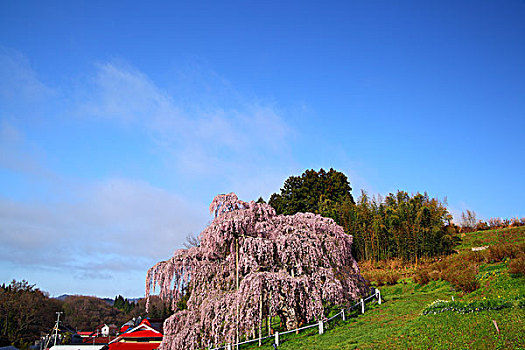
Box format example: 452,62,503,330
80,324,119,344
108,320,162,350
82,336,116,345
77,331,95,338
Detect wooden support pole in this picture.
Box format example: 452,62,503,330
236,238,239,349
268,291,272,336
319,320,324,335
259,293,263,346
361,298,365,314
342,309,345,321
274,331,279,347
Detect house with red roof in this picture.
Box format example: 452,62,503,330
77,331,94,338
108,319,162,350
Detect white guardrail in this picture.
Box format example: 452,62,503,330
209,288,382,350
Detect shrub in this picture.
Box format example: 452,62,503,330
363,270,401,286
475,221,489,231
362,270,378,285
413,236,525,291
464,250,487,263
488,217,503,229
485,243,525,263
414,268,430,285
388,259,403,270
442,263,479,292
384,270,401,285
414,256,479,292
487,244,515,262
509,253,525,276
428,270,441,281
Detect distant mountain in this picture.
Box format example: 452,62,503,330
55,294,72,301
102,297,143,305
54,294,143,304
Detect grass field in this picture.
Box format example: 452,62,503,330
244,227,525,349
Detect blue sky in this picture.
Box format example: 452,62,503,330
1,1,524,298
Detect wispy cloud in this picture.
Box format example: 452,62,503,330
0,121,60,182
0,52,298,295
80,60,296,198
0,177,207,273
0,47,53,104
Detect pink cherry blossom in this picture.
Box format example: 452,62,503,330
146,193,368,349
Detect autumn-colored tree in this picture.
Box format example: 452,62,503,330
62,295,125,331
146,193,367,350
0,280,62,349
461,209,477,230
128,296,174,320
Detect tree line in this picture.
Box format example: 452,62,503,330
0,280,172,350
458,209,525,232
268,168,459,262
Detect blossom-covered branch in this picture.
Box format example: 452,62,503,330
146,193,368,349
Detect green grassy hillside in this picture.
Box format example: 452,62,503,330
245,226,525,349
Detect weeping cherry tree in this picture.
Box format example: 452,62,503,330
146,193,368,349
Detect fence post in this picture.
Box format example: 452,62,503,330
319,320,324,335
376,289,382,305
274,331,279,346
227,344,232,350
361,298,365,314
342,309,346,321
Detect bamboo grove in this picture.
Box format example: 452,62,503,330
336,190,458,262
269,169,459,263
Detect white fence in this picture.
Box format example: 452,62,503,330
210,288,382,350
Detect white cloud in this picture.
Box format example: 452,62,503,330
80,60,296,197
83,62,181,125
0,47,53,103
78,178,208,257
0,177,207,274
0,120,60,182
0,52,298,296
